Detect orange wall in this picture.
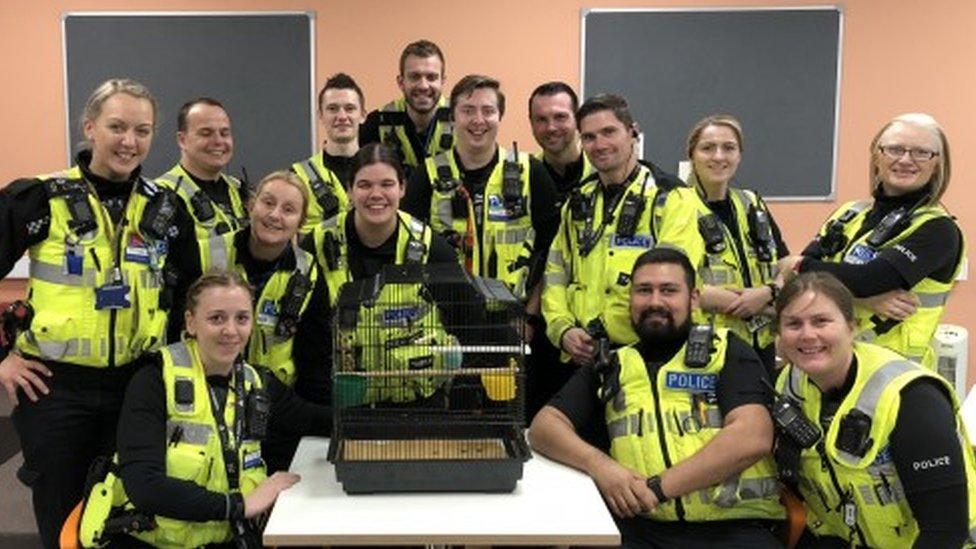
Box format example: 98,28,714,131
1,0,974,384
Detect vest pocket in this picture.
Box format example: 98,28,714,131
166,444,210,484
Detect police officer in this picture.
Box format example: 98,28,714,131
528,81,594,206
183,171,329,472
359,39,453,179
402,74,559,339
292,73,366,233
780,113,964,369
78,271,331,548
306,143,456,305
530,248,783,548
542,93,702,369
155,98,252,343
687,115,789,376
0,78,184,548
304,144,458,405
156,98,249,270
773,271,975,547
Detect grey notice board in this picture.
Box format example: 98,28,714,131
62,12,315,182
582,7,842,200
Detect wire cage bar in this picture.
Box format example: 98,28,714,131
328,263,530,493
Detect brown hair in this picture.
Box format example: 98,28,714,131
399,39,445,76
775,272,856,331
251,170,310,228
450,75,505,118
185,270,254,318
686,114,744,157
869,113,951,206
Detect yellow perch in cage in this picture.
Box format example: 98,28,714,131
481,358,518,401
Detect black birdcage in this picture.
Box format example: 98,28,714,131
327,263,530,493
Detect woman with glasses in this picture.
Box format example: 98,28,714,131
773,272,974,548
779,113,963,369
686,115,789,376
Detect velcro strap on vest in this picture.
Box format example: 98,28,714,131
376,110,411,127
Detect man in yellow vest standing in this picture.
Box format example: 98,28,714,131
292,73,365,233
402,74,560,347
359,39,453,179
542,94,703,370
531,247,782,547
155,98,249,340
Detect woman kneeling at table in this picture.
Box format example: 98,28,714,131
78,271,330,548
774,271,975,548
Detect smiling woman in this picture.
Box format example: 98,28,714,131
0,78,182,547
686,114,790,376
773,271,976,547
781,113,963,369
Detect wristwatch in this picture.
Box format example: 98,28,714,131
766,282,780,304
646,474,669,503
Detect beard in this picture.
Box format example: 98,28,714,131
633,305,692,346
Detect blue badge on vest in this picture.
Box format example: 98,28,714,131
665,372,718,393
487,195,511,221
243,450,262,469
611,234,652,248
383,306,421,326
843,243,878,265
124,233,150,264
257,300,278,326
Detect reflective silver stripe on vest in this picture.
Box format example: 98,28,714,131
698,475,779,507
701,267,732,286
298,159,322,185
29,261,97,287
545,271,569,286
607,413,643,438
168,342,193,368
37,338,91,359
916,291,950,308
139,270,161,290
156,173,180,186
495,226,533,244
293,242,311,275
787,367,805,399
835,360,917,465
166,420,212,445
677,408,723,430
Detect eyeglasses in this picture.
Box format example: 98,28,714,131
878,145,939,162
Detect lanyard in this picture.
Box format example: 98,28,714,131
206,357,247,492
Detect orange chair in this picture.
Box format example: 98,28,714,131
779,486,807,549
59,499,84,549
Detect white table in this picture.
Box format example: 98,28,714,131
264,437,620,546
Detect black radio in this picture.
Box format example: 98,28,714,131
684,324,714,368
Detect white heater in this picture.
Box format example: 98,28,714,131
934,324,969,398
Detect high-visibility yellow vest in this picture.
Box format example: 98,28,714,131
376,97,454,169
425,147,534,300
542,166,704,350
291,153,350,234
812,201,964,368
603,329,783,521
777,342,976,547
17,166,170,366
79,340,266,548
155,164,247,273
693,187,780,348
211,234,318,387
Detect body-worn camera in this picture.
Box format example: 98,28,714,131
836,408,873,457
615,193,645,238
698,214,726,254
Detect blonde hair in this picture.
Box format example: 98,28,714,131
79,78,157,148
251,170,310,228
869,113,951,206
